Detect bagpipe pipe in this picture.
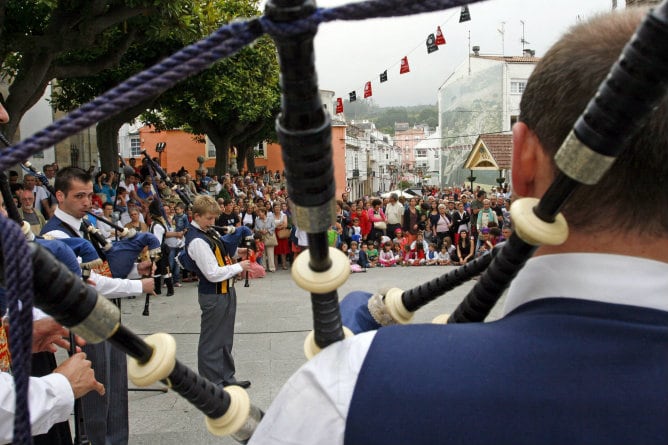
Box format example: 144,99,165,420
140,149,193,208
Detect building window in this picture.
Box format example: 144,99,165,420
416,149,427,158
256,142,266,158
207,140,216,158
510,80,527,94
130,135,141,157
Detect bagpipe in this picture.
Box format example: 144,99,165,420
1,0,668,443
78,214,161,280
141,150,193,208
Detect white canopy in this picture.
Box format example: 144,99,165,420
380,189,417,199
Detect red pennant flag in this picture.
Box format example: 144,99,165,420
335,97,343,114
400,56,410,74
435,26,446,45
364,81,372,98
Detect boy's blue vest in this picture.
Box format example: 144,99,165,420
181,226,233,294
345,298,668,445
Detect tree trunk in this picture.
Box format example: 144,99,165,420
203,120,246,177
97,98,157,172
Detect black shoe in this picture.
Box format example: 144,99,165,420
223,380,251,389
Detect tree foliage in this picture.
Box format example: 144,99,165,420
144,27,281,176
0,0,206,141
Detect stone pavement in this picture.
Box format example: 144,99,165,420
116,264,507,444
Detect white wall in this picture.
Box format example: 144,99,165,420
21,83,55,170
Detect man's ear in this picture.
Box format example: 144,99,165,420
511,122,547,198
55,190,65,205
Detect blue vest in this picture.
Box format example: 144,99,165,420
345,298,668,445
183,225,233,294
41,215,77,237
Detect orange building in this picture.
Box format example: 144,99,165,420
131,122,349,201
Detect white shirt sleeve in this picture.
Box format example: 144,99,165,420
187,238,242,283
0,373,74,443
248,332,376,445
90,271,143,297
152,224,166,245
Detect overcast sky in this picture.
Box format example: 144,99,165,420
260,0,617,106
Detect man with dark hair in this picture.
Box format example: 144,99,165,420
248,8,668,445
42,166,153,445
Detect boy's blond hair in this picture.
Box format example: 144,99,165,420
192,195,221,216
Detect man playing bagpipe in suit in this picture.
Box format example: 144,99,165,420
249,8,668,445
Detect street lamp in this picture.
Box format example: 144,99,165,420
155,142,166,165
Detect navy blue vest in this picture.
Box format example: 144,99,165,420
345,298,668,445
183,225,233,294
41,215,77,237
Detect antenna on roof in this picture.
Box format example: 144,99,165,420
497,21,506,56
520,20,531,52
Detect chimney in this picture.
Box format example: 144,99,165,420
523,48,535,57
472,45,480,56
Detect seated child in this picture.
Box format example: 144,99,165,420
425,242,439,265
366,241,378,267
438,237,455,266
378,242,397,267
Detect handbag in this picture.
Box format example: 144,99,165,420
373,221,387,231
264,232,278,247
277,227,291,239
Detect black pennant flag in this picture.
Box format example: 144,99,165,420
349,91,357,102
460,6,471,23
426,34,439,54
379,70,388,83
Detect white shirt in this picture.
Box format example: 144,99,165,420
0,373,74,443
248,253,668,445
186,222,242,283
384,201,404,225
44,208,142,297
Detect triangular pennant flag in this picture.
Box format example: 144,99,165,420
459,6,471,23
364,81,373,98
435,26,446,45
349,91,356,102
335,97,343,114
400,56,410,74
426,34,439,54
380,70,388,83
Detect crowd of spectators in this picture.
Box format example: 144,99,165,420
7,156,513,279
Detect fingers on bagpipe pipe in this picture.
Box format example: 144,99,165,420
336,246,501,334
25,241,262,441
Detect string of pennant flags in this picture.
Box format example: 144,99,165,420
335,5,471,114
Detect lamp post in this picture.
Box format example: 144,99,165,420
155,142,166,166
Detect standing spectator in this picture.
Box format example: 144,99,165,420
22,174,52,219
431,204,452,249
17,189,46,236
254,207,277,272
402,198,421,244
272,203,290,270
367,199,387,243
94,172,115,204
384,193,404,238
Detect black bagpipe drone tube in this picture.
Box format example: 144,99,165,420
265,0,351,356
86,210,134,237
140,150,192,208
447,1,668,324
0,241,262,441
